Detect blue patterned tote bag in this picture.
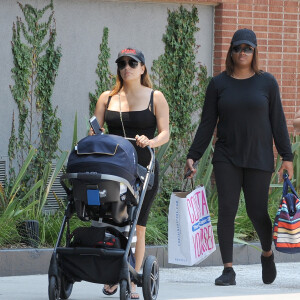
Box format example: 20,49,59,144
273,173,300,253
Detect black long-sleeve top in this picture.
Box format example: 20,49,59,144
187,71,293,172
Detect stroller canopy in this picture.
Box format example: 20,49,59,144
67,134,138,186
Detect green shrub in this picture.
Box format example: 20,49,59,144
89,27,114,117
8,0,62,190
147,5,210,244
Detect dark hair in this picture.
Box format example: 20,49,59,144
110,63,152,96
225,45,261,76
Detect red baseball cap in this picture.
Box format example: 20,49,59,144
115,48,145,64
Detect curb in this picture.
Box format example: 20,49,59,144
1,243,300,277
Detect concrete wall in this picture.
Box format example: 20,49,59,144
2,243,300,276
0,0,214,164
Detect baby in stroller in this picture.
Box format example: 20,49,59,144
48,133,159,300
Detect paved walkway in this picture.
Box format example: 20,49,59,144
1,263,300,299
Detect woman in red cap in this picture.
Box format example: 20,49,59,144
185,28,293,286
92,48,169,299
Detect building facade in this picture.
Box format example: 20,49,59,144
0,0,299,183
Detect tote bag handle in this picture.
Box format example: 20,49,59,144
282,173,299,198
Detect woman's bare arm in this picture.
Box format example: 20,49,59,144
88,91,110,135
150,90,169,148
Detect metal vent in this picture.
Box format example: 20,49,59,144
43,168,66,214
0,156,8,186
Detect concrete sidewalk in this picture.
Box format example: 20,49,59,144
1,262,300,300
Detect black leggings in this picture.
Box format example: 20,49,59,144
137,160,159,227
213,162,273,264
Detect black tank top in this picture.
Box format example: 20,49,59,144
105,90,157,166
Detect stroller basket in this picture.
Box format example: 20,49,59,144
57,247,125,284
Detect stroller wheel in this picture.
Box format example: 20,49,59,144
48,276,59,300
60,275,73,299
120,279,130,300
142,256,159,300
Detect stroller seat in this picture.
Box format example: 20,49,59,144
64,134,140,224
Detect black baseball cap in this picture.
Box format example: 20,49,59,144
115,48,145,64
231,28,257,48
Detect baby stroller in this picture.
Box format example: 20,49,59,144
48,133,159,300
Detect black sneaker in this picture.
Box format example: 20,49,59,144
215,267,236,286
261,252,276,284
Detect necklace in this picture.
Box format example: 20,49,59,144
231,71,255,79
118,93,127,138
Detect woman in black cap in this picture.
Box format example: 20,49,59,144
92,48,169,298
185,28,293,285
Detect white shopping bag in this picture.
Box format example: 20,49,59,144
168,185,216,266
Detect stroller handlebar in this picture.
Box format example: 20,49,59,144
125,137,154,163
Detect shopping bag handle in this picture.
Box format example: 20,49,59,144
181,177,194,192
283,173,299,198
184,160,199,179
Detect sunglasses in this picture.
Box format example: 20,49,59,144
117,59,139,70
232,46,254,55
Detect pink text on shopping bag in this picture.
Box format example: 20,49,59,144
186,189,209,224
192,224,214,258
186,188,215,259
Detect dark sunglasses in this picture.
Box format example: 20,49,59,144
232,46,254,55
117,59,139,70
